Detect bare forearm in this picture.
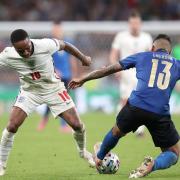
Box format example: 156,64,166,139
82,63,122,83
63,42,85,62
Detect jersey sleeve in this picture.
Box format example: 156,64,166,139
119,53,141,70
0,49,8,67
42,38,63,55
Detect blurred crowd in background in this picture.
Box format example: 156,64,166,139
0,0,180,115
0,0,180,21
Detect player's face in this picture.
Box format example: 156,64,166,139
13,38,32,58
52,24,63,39
129,17,141,36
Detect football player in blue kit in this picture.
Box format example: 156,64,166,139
68,34,180,178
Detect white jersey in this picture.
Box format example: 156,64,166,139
0,38,65,95
112,31,152,59
112,31,152,98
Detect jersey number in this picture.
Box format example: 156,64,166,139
30,72,41,80
58,90,70,102
148,59,172,90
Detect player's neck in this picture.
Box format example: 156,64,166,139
30,41,34,56
130,31,140,37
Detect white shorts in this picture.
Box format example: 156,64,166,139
119,69,137,99
14,88,75,118
119,82,134,99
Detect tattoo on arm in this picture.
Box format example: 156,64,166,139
82,63,122,82
63,42,85,61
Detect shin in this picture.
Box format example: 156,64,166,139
97,125,125,160
0,107,26,174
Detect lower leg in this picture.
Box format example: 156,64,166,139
152,143,179,171
37,116,49,131
60,107,86,152
129,143,179,178
0,129,15,168
0,107,26,175
97,125,125,160
73,124,95,167
72,123,86,154
37,106,50,131
60,107,95,166
152,151,178,171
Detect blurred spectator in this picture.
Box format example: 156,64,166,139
109,11,152,136
0,0,180,21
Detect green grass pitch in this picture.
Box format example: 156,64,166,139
0,112,179,180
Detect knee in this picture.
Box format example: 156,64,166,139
112,125,126,138
7,120,19,133
168,146,179,165
71,121,83,132
175,144,180,157
169,143,180,158
170,151,179,165
172,148,179,165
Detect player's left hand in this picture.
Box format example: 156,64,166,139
82,56,92,66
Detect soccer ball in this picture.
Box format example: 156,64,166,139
96,152,120,174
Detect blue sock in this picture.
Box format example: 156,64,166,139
97,129,120,160
152,151,178,171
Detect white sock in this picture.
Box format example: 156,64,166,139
135,125,145,135
0,129,15,167
72,124,86,155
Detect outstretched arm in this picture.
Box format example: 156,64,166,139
68,63,122,89
60,41,91,66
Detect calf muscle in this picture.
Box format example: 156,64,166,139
7,107,27,133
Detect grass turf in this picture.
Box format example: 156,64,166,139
0,112,179,180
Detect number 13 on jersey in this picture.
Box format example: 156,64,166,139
148,59,172,90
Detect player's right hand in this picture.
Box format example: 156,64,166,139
82,56,92,66
68,78,84,89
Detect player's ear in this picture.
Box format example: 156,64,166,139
151,45,155,52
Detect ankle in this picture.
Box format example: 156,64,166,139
3,129,15,138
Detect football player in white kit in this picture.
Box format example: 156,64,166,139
0,29,95,176
110,11,152,136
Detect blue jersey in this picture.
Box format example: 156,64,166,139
52,50,71,80
119,49,180,115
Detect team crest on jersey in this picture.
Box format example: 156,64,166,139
17,96,25,103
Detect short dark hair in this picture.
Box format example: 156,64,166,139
10,29,29,44
129,10,141,19
153,34,171,44
53,18,62,25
